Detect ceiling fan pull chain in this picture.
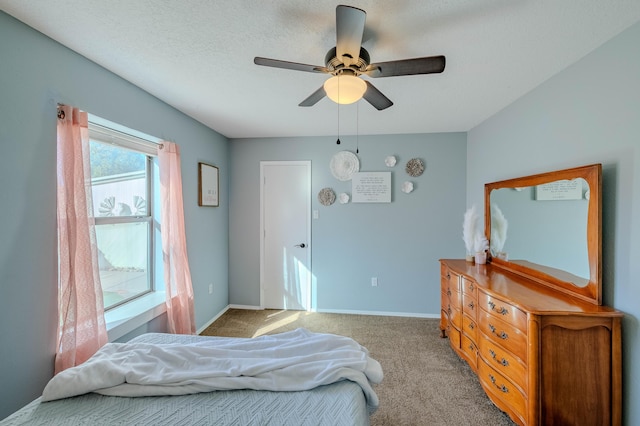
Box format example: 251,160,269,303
336,90,341,145
356,101,359,153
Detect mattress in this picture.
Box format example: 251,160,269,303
0,333,371,426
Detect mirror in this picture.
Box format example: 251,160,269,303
489,179,590,283
484,164,602,305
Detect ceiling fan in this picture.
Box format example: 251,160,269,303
254,5,446,111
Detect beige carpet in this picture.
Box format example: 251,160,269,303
201,309,516,426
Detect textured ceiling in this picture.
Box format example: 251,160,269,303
2,1,640,139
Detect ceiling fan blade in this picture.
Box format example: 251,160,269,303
336,5,366,66
254,57,329,74
299,86,327,107
363,81,393,110
365,55,446,78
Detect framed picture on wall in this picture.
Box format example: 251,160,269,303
198,162,219,207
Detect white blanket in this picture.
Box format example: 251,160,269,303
42,328,383,408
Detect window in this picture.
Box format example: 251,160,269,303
88,123,159,310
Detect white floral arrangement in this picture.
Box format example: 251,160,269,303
473,233,489,254
462,205,480,257
462,204,491,263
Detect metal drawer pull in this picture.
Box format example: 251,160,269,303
488,324,509,340
447,273,451,279
468,283,474,292
489,349,509,366
487,301,509,315
447,289,452,297
489,374,509,393
469,344,475,352
468,301,475,309
468,322,475,330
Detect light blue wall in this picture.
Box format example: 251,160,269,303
229,132,467,315
0,12,229,419
468,21,640,425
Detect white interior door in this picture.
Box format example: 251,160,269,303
260,161,311,310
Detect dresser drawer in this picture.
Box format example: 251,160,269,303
442,274,460,297
478,335,527,392
478,311,527,362
462,313,478,342
442,278,462,331
478,291,527,333
440,290,449,315
440,263,451,278
478,358,527,425
441,264,459,285
447,323,461,350
440,263,451,283
461,277,477,298
461,333,478,370
442,280,461,308
463,292,477,319
448,305,462,330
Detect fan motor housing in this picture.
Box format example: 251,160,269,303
325,46,370,75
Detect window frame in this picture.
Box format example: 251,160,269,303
88,121,159,311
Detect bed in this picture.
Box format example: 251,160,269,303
0,329,382,426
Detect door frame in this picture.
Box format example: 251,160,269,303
259,160,312,310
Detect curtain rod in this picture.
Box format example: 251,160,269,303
56,104,165,149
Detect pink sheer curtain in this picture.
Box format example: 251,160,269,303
55,105,108,374
158,141,196,334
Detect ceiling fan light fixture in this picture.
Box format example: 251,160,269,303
324,75,367,105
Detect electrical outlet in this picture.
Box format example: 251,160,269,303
371,277,378,287
209,283,213,294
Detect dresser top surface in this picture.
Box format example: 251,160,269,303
441,259,622,316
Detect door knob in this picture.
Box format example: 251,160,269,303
294,243,306,248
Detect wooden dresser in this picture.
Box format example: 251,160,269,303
440,259,622,426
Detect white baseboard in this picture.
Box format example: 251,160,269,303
228,304,263,310
197,305,230,334
198,305,439,333
315,308,439,319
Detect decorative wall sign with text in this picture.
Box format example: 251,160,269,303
352,172,391,203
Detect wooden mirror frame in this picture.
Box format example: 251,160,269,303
484,164,602,305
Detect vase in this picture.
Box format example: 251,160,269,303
475,252,487,265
